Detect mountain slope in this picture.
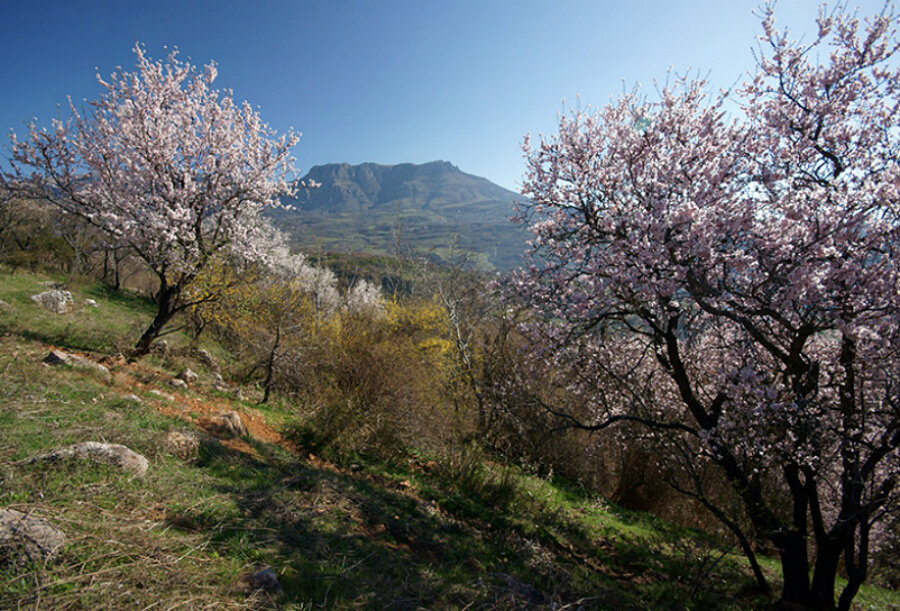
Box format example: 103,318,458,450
271,161,529,270
3,270,900,609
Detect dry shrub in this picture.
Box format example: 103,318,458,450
289,301,456,460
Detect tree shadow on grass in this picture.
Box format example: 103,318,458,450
178,437,660,610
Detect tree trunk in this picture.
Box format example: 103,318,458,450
809,540,841,610
775,534,813,609
259,325,281,404
134,283,178,356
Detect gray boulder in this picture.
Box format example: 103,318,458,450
26,442,149,476
203,411,248,438
0,509,66,566
30,289,74,314
43,350,110,377
177,369,199,386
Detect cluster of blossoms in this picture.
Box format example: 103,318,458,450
260,224,383,315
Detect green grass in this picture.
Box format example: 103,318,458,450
0,269,155,353
1,269,898,609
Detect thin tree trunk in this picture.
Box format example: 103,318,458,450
260,325,281,404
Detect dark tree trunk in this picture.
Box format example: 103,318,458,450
134,282,178,356
774,533,816,609
809,540,841,610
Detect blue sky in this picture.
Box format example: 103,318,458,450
0,1,892,191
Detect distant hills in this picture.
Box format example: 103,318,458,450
270,161,530,270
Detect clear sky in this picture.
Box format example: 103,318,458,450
0,1,892,191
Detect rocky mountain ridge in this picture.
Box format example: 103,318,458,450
271,161,529,270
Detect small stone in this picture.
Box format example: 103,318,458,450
177,369,199,386
0,299,10,309
151,339,169,355
26,442,149,476
202,411,248,438
164,430,201,460
0,509,66,567
124,394,142,403
247,566,283,594
84,299,99,308
213,372,225,384
149,389,175,402
169,378,189,390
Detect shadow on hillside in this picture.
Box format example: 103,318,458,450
177,437,647,610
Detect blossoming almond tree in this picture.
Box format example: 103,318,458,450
4,45,299,355
511,5,900,608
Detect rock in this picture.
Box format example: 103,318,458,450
169,378,189,390
43,350,110,377
149,389,175,402
0,299,10,309
42,350,69,366
213,372,225,384
247,566,283,594
0,509,66,566
164,430,201,460
84,299,99,308
203,411,248,438
30,289,74,314
123,394,142,403
177,369,199,386
26,442,149,476
195,348,218,369
151,339,169,355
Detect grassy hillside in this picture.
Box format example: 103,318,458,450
1,269,897,610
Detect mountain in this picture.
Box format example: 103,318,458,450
270,161,529,270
